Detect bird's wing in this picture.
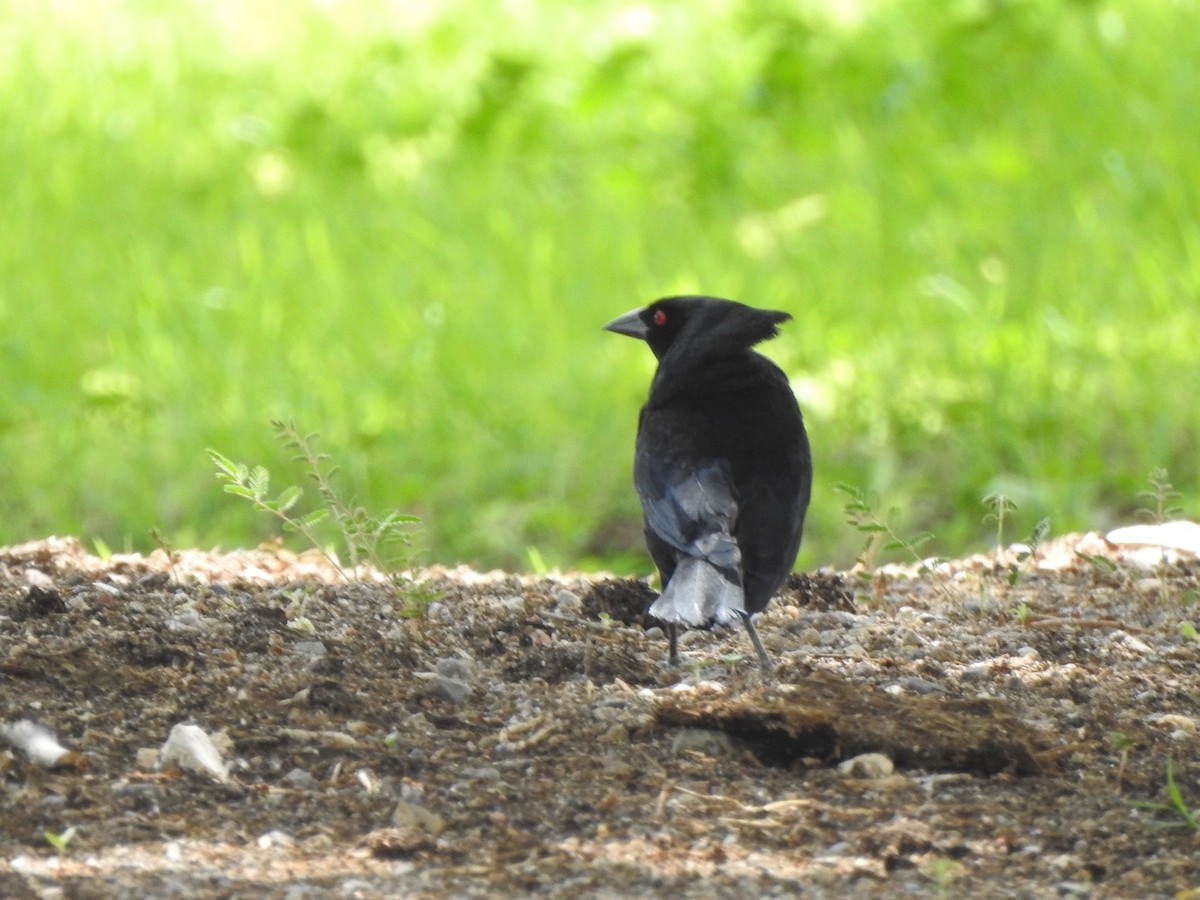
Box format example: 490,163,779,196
634,452,741,570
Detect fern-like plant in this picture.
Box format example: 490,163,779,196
208,420,435,613
834,483,938,572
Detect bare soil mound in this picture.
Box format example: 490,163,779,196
2,534,1198,897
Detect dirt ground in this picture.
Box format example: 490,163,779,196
1,533,1198,898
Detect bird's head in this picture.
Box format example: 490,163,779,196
604,295,791,361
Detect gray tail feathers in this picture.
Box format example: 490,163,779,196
649,558,745,628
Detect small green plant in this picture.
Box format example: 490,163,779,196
835,483,956,603
1137,467,1184,607
982,492,1017,551
1133,758,1198,831
44,826,77,853
1108,731,1134,785
1140,467,1184,525
280,586,318,634
1012,602,1034,625
835,483,938,571
274,419,423,576
1002,517,1051,587
209,448,342,567
921,857,960,898
1179,622,1198,642
209,420,436,613
149,527,180,583
526,545,550,576
1075,551,1119,574
982,493,1049,586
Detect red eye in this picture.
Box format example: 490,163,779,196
653,309,667,326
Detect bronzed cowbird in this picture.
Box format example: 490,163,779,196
605,296,812,669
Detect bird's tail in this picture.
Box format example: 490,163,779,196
649,558,745,628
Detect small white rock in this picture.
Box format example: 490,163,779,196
1153,714,1197,735
158,723,230,782
1108,521,1200,555
257,830,294,849
837,753,894,779
291,640,327,658
961,662,992,681
1115,633,1153,655
435,657,475,682
167,609,213,633
0,720,71,767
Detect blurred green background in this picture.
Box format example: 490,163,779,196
1,0,1196,573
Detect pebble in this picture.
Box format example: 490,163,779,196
900,676,948,696
591,706,624,723
554,588,582,613
435,657,476,682
963,598,1001,616
282,767,319,790
392,800,444,834
166,609,213,633
158,723,229,782
599,724,629,744
426,676,472,704
135,747,161,770
1153,713,1197,738
425,602,453,623
0,720,71,767
291,641,327,658
110,780,164,811
335,880,391,899
1111,632,1153,655
789,626,821,645
487,594,526,613
21,568,53,588
804,610,858,628
837,753,894,779
403,712,431,733
961,663,992,682
460,766,501,781
1056,882,1092,897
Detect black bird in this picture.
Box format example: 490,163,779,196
605,296,812,669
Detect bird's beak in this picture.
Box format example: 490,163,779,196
603,307,648,340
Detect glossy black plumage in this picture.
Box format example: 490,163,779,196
605,296,812,669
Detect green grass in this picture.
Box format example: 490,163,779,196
1,0,1197,573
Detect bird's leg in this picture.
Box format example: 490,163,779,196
740,613,774,671
667,623,681,666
